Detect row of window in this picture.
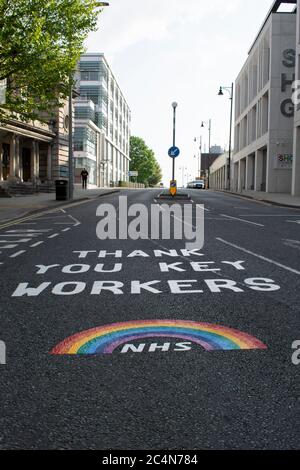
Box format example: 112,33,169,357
79,69,129,116
235,92,269,153
235,34,270,119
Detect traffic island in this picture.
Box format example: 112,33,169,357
156,191,191,202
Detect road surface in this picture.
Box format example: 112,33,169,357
0,189,299,449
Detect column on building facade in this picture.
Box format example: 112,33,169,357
246,155,254,190
241,159,246,190
31,141,37,181
232,162,238,192
237,160,242,192
254,149,263,192
9,134,16,178
47,144,52,180
14,136,20,179
292,126,300,196
36,141,40,178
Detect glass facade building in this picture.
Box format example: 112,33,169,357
74,54,131,187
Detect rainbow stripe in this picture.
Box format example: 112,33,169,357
50,320,267,355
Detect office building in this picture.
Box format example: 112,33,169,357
75,54,131,187
233,0,297,195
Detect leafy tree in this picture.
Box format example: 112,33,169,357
148,160,162,187
0,0,106,121
129,136,162,187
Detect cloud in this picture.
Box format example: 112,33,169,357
86,0,241,56
85,0,274,183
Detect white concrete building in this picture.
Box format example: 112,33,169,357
233,1,297,195
293,0,300,195
209,153,229,190
75,54,131,187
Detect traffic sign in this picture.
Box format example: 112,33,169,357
168,146,180,158
128,171,138,177
169,180,177,197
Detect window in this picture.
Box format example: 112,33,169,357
81,71,100,81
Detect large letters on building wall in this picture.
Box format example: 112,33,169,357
281,49,295,118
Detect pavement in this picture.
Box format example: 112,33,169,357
0,186,120,224
0,189,299,449
219,189,300,208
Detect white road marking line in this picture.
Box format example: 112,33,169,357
62,228,71,232
283,238,300,245
6,229,51,233
216,237,300,276
0,239,31,243
30,241,44,248
287,220,300,224
67,214,81,226
0,234,40,238
10,250,26,258
37,216,68,220
220,214,264,227
238,214,300,217
48,233,59,239
1,245,18,249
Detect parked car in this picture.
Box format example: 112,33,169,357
187,180,205,189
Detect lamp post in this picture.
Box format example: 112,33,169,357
171,102,178,181
194,135,202,178
179,166,187,187
201,119,212,153
68,1,109,200
218,83,233,191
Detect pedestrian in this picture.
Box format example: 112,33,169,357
81,168,89,189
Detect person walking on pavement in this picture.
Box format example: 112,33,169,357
81,168,89,190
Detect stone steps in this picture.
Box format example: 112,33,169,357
0,186,12,198
5,182,55,195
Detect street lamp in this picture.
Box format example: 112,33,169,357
171,102,178,181
194,135,202,178
218,83,234,191
218,83,233,191
201,119,212,153
179,166,187,187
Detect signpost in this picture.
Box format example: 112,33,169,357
128,170,138,185
168,147,179,197
168,146,180,158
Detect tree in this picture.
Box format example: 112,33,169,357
129,136,162,187
0,0,106,121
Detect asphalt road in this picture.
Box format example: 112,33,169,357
0,189,299,450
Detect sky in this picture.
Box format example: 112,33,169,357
85,0,273,185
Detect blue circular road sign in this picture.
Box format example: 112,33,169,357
168,146,180,158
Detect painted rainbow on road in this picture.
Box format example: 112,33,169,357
50,320,267,355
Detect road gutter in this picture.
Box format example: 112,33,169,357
215,189,300,210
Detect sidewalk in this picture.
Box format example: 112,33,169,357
218,189,300,209
0,186,120,224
